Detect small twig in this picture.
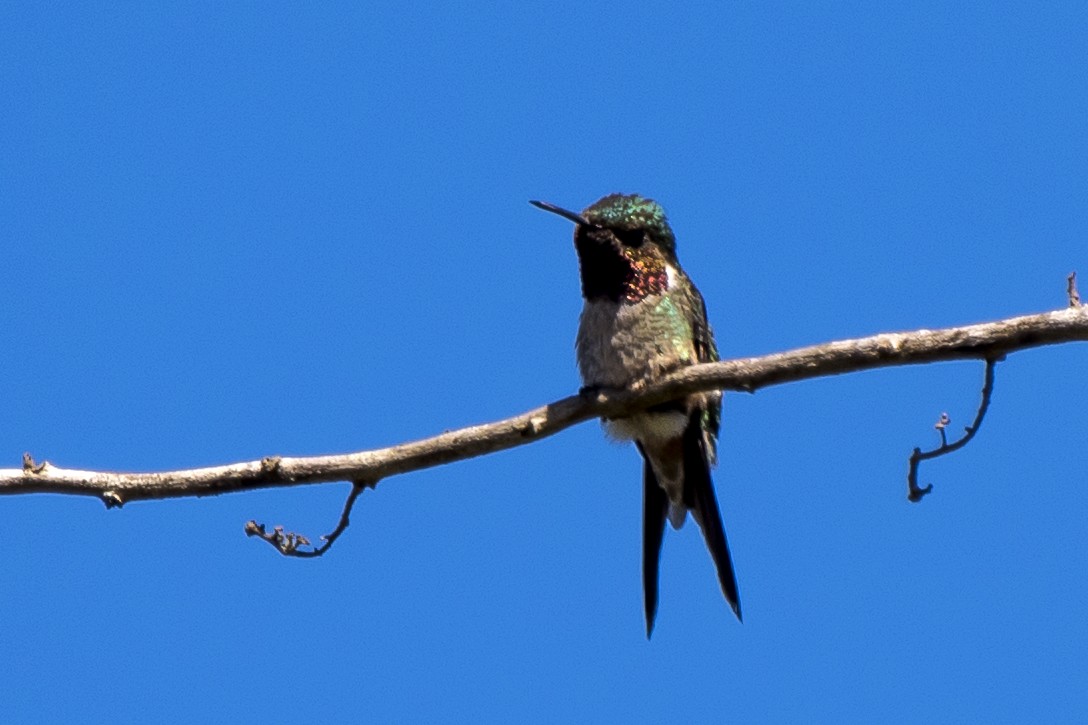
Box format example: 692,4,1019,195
1069,272,1082,308
907,359,998,502
21,453,46,474
245,479,375,558
934,412,950,447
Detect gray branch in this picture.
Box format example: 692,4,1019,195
3,306,1086,507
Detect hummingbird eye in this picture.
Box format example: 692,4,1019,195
614,228,645,248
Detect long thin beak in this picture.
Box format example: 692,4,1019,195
529,199,594,227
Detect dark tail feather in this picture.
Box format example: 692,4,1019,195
683,414,742,622
638,443,669,638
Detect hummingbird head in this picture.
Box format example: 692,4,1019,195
531,194,679,303
579,194,677,252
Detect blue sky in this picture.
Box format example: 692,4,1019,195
3,2,1087,722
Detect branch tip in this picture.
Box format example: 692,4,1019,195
907,481,933,502
22,453,47,474
260,456,283,474
934,412,950,446
1068,271,1081,308
101,491,124,509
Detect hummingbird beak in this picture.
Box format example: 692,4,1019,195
529,200,596,227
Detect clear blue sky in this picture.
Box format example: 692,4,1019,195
3,3,1087,722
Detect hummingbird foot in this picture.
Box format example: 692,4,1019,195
578,384,608,401
580,378,653,402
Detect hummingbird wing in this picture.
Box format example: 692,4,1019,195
638,442,670,639
665,270,737,619
684,279,722,462
683,409,742,622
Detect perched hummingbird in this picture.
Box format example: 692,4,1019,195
531,194,741,637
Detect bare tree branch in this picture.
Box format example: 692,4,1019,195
2,306,1086,508
906,358,998,502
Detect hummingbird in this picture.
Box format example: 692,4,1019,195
531,193,741,637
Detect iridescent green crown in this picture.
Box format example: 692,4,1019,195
582,194,676,250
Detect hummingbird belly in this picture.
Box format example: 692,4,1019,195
577,294,703,451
